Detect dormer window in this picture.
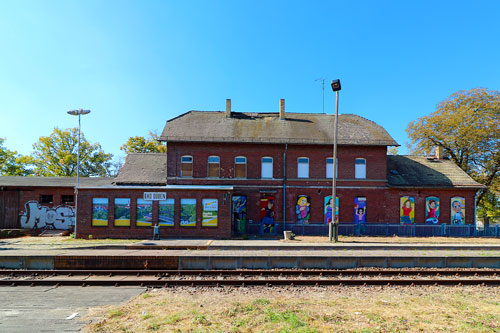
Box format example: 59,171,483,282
181,155,193,177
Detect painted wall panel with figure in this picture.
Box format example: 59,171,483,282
451,196,465,225
425,196,440,224
296,195,311,224
324,196,339,224
400,196,414,224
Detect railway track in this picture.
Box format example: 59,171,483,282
2,269,500,287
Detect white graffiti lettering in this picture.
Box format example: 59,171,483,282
19,201,75,230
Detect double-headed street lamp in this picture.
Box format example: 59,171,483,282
67,109,91,238
329,79,341,242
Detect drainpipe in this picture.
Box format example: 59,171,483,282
474,190,478,233
283,143,288,232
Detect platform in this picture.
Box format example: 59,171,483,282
2,238,500,270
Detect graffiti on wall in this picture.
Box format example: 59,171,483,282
19,200,75,230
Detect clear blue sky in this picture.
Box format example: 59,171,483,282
1,0,499,161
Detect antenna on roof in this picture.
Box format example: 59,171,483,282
315,78,325,113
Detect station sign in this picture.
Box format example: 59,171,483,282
143,192,167,201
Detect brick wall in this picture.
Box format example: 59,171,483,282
77,188,232,239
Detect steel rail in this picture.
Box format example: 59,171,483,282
1,278,500,287
1,269,500,276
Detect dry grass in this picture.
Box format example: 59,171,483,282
85,286,500,332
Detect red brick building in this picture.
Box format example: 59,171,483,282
0,100,485,239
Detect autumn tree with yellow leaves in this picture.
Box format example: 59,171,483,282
407,88,500,222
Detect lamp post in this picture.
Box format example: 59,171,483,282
67,109,91,238
329,79,341,242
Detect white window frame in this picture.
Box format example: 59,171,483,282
207,155,220,178
297,157,309,178
234,156,247,178
355,158,366,179
181,155,193,177
261,157,273,179
326,157,339,179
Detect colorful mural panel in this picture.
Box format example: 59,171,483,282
400,196,415,224
260,196,275,233
202,199,218,227
354,197,367,224
114,198,131,226
425,196,440,224
296,195,311,224
180,198,196,227
324,196,339,224
136,199,153,227
451,197,465,225
92,198,108,226
159,199,175,226
19,200,75,230
232,196,247,233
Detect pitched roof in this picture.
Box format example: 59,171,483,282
387,155,485,188
160,111,398,146
114,153,167,185
0,176,113,188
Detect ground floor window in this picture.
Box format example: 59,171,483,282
159,199,175,226
180,198,196,227
136,199,153,227
92,198,108,226
114,198,131,226
202,199,218,227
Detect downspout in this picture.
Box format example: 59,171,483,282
283,143,288,232
474,190,478,232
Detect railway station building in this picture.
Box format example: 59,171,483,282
0,99,485,239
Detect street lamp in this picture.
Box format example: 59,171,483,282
67,109,91,238
329,80,341,242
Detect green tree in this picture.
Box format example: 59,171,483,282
0,138,32,176
406,88,500,221
30,127,113,177
120,130,167,154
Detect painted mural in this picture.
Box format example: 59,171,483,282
114,198,131,226
159,199,174,226
92,198,108,226
451,196,465,225
400,196,415,224
354,197,367,224
296,195,311,224
425,196,440,224
19,200,75,230
232,196,247,233
202,199,218,227
260,196,275,233
324,196,339,223
136,199,153,227
180,198,196,227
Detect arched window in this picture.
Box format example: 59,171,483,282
297,157,309,178
234,156,247,178
355,158,366,179
261,157,273,178
208,156,220,178
181,155,193,177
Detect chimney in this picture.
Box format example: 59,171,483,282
435,146,444,160
225,99,231,118
279,99,285,120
